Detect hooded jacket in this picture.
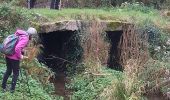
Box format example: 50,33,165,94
6,29,29,60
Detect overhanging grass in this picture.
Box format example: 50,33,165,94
33,8,167,21
31,8,116,20
30,7,170,31
32,8,157,21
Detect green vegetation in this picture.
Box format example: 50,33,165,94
31,4,169,28
67,68,123,100
0,1,170,100
32,7,158,22
0,3,33,37
0,2,169,33
0,63,63,100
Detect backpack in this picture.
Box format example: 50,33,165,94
0,34,19,55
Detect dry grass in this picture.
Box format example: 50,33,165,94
138,60,170,96
81,20,109,74
118,24,149,67
20,39,54,85
124,59,143,99
80,21,151,100
98,81,116,100
97,24,150,100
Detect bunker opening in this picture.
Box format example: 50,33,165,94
38,30,83,74
38,30,83,97
106,30,123,71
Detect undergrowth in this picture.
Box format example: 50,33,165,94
67,67,123,100
0,2,47,38
0,3,31,37
0,45,63,100
0,63,63,100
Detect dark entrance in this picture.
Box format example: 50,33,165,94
38,30,83,98
106,31,123,71
38,30,83,74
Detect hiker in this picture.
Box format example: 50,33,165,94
1,27,37,93
27,0,36,9
50,0,61,9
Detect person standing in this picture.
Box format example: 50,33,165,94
50,0,61,9
27,0,36,9
1,27,37,93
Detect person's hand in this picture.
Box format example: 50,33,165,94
21,55,28,60
21,55,24,59
23,56,28,59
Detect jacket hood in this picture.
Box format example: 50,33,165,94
15,29,29,36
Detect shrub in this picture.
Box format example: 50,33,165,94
0,3,32,38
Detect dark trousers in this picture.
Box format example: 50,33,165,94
27,0,36,9
2,57,20,91
50,0,60,9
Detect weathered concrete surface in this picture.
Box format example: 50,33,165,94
38,20,81,33
36,20,130,33
101,20,130,31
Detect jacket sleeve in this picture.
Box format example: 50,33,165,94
15,36,29,59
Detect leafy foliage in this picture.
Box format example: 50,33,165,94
0,63,63,100
0,3,33,38
67,68,123,100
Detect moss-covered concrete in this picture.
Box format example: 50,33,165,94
35,20,130,33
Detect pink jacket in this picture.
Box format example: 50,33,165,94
6,29,29,60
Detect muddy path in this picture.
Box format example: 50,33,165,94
49,72,72,100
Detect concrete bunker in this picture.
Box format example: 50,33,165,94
36,20,133,72
38,30,83,74
38,30,124,72
35,20,140,98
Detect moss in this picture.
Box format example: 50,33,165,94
106,21,126,31
30,21,42,32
